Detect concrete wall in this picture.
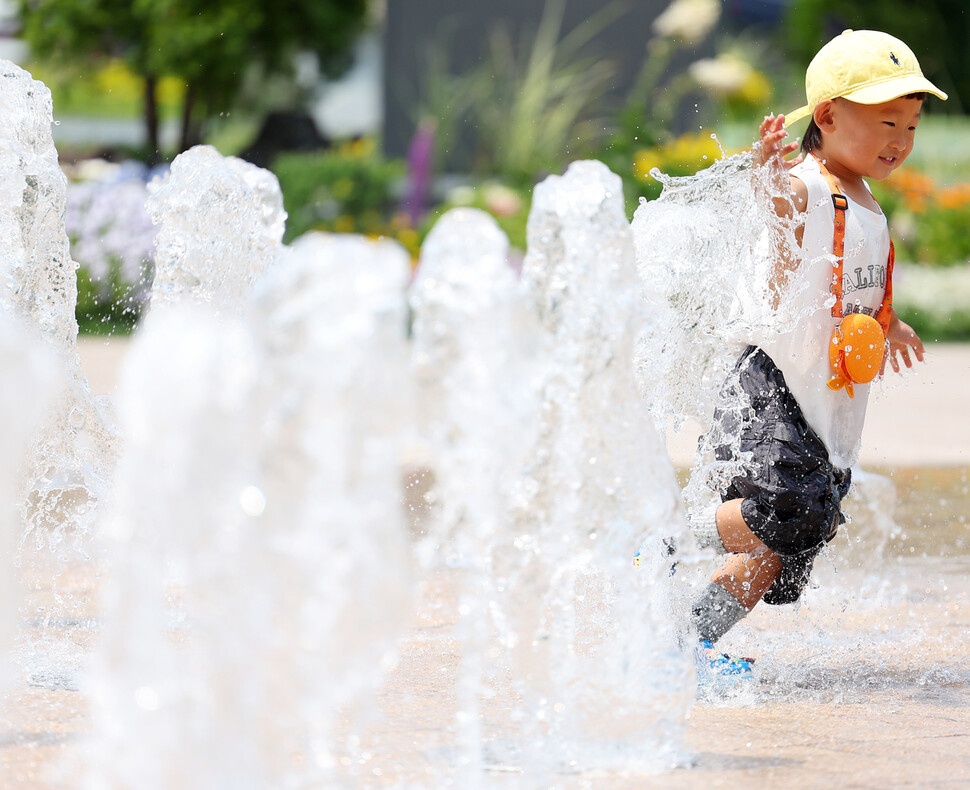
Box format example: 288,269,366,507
382,0,714,169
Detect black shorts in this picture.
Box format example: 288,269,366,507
710,347,851,603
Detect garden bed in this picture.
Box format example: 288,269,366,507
66,140,970,342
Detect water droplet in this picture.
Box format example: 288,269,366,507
239,485,266,517
68,407,86,430
134,686,160,711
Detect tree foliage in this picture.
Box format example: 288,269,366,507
784,0,969,113
18,0,369,156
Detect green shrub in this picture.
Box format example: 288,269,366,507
272,140,406,243
599,130,735,216
911,206,970,267
423,181,530,252
76,263,144,335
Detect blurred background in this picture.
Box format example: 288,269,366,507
4,0,969,340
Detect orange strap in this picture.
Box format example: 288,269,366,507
876,241,895,334
813,155,894,334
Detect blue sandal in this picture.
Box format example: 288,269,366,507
696,639,755,683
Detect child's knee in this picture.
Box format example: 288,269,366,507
743,487,842,556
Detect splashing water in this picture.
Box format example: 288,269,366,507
631,150,815,516
0,62,116,554
86,149,415,788
1,60,966,788
507,161,691,774
0,62,119,701
411,162,692,778
631,146,970,706
146,145,285,316
410,207,545,783
0,314,58,696
0,64,77,349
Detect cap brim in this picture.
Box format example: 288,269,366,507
785,75,948,127
783,105,812,126
843,73,948,105
785,74,947,126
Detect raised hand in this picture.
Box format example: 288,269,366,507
754,114,803,195
754,114,808,298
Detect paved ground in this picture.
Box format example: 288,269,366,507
0,337,961,789
79,337,970,468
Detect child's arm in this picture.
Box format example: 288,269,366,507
753,114,805,217
882,308,925,374
753,114,806,302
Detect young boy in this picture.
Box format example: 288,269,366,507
688,30,946,672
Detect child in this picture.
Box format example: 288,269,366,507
687,29,946,673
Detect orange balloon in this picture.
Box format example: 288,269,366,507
830,313,886,385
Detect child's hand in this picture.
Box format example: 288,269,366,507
755,114,807,298
882,313,925,375
754,114,802,184
753,115,805,222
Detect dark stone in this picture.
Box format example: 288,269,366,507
240,111,331,169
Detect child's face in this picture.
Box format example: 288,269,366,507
816,96,923,180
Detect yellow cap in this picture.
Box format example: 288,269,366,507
785,29,947,125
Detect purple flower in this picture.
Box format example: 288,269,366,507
401,120,436,227
66,164,157,308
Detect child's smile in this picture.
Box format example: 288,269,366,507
815,96,923,186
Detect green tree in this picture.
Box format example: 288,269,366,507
18,0,368,158
784,0,969,113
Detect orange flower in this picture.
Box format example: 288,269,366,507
937,183,970,211
883,168,935,212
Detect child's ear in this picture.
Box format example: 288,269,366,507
814,100,836,133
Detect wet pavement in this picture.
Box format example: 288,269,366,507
0,339,965,788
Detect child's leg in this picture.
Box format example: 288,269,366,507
690,498,782,644
710,499,783,610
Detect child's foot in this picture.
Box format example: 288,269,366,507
695,639,755,685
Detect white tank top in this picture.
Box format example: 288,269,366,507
759,154,891,468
